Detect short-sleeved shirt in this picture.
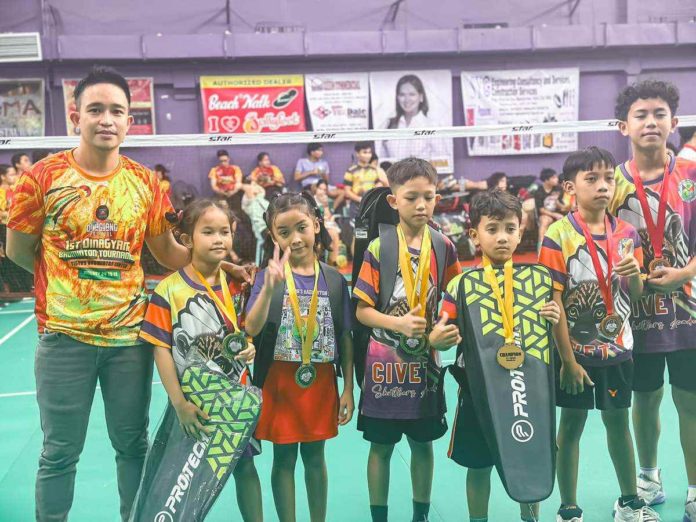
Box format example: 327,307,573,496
0,186,14,225
247,267,352,364
208,165,243,193
538,213,643,366
343,164,381,199
609,156,696,353
249,165,284,189
8,149,173,347
295,158,329,189
678,144,696,162
534,186,560,214
353,233,461,419
139,269,250,383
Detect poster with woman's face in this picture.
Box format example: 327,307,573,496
369,70,453,173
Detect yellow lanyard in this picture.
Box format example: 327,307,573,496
482,257,514,345
397,225,432,316
193,267,240,333
284,260,320,366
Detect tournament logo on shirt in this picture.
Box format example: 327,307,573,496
678,179,696,203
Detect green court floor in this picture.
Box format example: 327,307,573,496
0,300,688,521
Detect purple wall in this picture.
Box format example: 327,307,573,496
1,0,695,195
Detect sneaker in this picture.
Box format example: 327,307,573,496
638,470,666,505
684,500,696,522
613,498,661,521
556,505,583,522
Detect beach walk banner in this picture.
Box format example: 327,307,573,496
200,75,306,134
0,79,44,137
369,70,454,173
62,78,156,136
305,73,369,132
461,68,579,156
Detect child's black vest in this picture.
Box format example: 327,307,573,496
252,262,346,388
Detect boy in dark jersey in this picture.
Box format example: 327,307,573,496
611,80,696,521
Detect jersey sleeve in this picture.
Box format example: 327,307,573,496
442,237,462,288
273,166,285,183
245,268,266,315
538,224,567,291
145,172,174,237
353,238,380,307
343,169,354,186
440,273,463,322
139,284,173,349
208,167,217,180
7,171,45,235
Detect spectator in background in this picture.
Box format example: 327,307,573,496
0,163,32,293
486,171,508,191
153,164,171,196
295,142,329,190
370,154,388,188
208,149,244,211
343,142,388,219
678,126,696,161
240,177,270,265
11,152,32,176
249,152,285,200
534,167,562,249
313,179,342,266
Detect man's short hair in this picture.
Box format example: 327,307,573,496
678,126,696,147
307,143,323,155
486,172,507,190
562,146,616,183
354,141,373,153
614,79,679,121
469,190,522,229
539,168,557,182
216,150,229,158
10,152,28,169
386,157,437,188
73,66,131,108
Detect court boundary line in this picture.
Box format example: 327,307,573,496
0,316,35,348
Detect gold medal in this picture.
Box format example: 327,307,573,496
295,363,317,388
648,258,671,272
496,342,525,370
399,334,428,355
599,314,622,339
222,331,248,361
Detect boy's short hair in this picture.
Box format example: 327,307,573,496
486,171,507,189
386,157,437,188
469,190,522,229
614,79,679,121
354,141,373,153
562,146,616,183
539,167,557,182
307,143,322,155
216,149,229,158
73,66,131,108
678,126,696,147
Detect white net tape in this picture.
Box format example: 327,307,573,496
2,116,696,149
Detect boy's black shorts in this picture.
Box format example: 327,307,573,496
555,357,633,410
448,379,495,469
632,349,696,393
357,412,448,445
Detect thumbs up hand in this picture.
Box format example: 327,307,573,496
428,312,462,351
395,304,428,338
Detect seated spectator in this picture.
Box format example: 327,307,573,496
344,142,388,219
153,164,172,196
295,142,330,190
240,179,270,266
313,180,342,266
370,154,388,188
678,126,696,161
534,167,562,249
249,152,285,200
487,171,530,241
208,149,243,211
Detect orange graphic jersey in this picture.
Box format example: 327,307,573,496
8,150,173,347
208,165,242,193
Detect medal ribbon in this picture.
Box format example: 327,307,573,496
574,212,615,316
629,159,670,262
285,260,320,366
397,225,432,317
482,257,515,345
193,268,240,332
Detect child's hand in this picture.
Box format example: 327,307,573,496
174,400,213,441
614,254,641,278
647,266,687,293
221,261,253,285
338,389,354,426
264,244,290,292
559,361,594,395
395,305,427,338
235,340,256,364
428,313,461,351
539,301,561,325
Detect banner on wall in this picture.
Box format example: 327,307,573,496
461,68,579,156
0,79,45,137
200,75,306,134
305,73,369,131
62,78,156,136
369,70,454,173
